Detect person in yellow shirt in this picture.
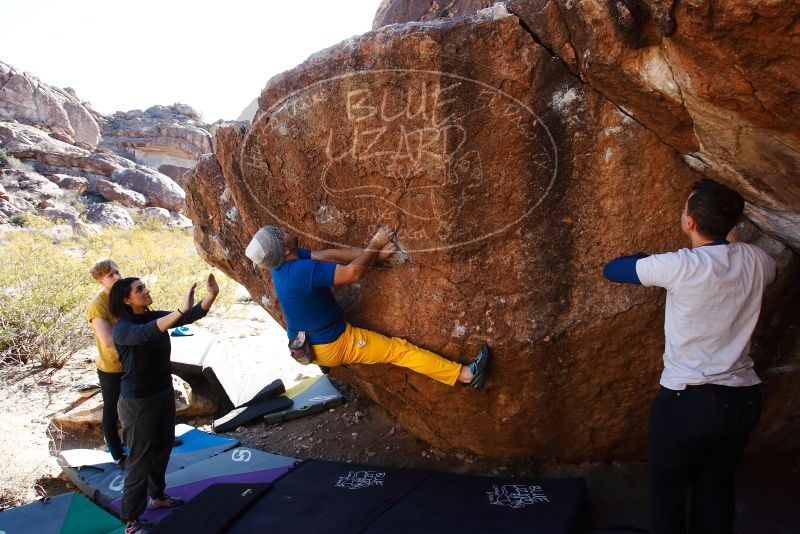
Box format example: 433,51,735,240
86,259,125,465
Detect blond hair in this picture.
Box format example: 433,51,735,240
89,259,119,281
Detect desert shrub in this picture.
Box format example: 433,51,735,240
9,212,53,229
0,150,34,172
0,223,236,368
0,233,88,367
130,211,165,231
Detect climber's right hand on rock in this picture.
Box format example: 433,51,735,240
370,226,395,248
378,241,398,263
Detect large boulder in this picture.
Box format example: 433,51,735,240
37,208,80,225
48,173,89,194
0,61,100,147
95,178,148,208
111,167,185,212
0,121,88,160
52,376,215,430
185,5,800,460
374,0,800,251
82,203,134,229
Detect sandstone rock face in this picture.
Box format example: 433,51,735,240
184,6,799,460
110,167,185,212
186,151,253,295
0,62,200,225
82,203,134,229
37,208,80,225
1,121,185,213
0,61,100,147
372,0,495,29
48,173,89,194
12,171,61,205
1,168,73,218
94,178,148,208
158,164,190,187
100,104,212,175
376,0,800,252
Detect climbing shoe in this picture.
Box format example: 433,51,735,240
467,344,490,389
148,494,185,509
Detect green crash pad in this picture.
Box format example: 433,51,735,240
263,375,344,424
0,491,124,533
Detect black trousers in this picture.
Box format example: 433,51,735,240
118,392,176,522
97,370,124,460
648,384,761,534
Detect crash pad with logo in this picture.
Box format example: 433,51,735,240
263,375,344,424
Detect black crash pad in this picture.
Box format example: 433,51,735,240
214,395,293,433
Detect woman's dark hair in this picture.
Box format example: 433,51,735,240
687,179,744,240
109,277,140,320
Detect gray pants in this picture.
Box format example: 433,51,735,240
118,392,176,522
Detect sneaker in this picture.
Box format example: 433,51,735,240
467,344,490,389
148,494,185,509
125,520,150,534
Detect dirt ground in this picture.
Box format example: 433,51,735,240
1,301,797,533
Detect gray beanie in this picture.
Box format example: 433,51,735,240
245,226,285,269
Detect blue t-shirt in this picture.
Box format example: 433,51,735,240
272,248,346,344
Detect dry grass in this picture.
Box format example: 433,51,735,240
0,221,237,368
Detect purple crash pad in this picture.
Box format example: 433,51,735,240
111,466,290,524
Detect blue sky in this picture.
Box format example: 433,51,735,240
0,0,382,121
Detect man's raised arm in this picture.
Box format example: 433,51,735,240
311,241,398,265
333,227,395,285
603,252,650,285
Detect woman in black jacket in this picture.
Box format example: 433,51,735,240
109,273,219,534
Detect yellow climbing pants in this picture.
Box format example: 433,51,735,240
312,323,462,386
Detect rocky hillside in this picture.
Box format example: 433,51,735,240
0,61,212,230
183,0,800,461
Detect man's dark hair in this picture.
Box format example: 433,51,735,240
109,277,140,320
687,179,744,240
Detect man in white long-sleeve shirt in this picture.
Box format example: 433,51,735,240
603,179,776,534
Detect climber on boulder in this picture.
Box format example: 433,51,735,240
245,225,489,389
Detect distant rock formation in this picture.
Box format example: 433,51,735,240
185,1,800,460
236,98,259,123
0,121,185,212
99,104,212,174
0,60,213,230
0,62,100,148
